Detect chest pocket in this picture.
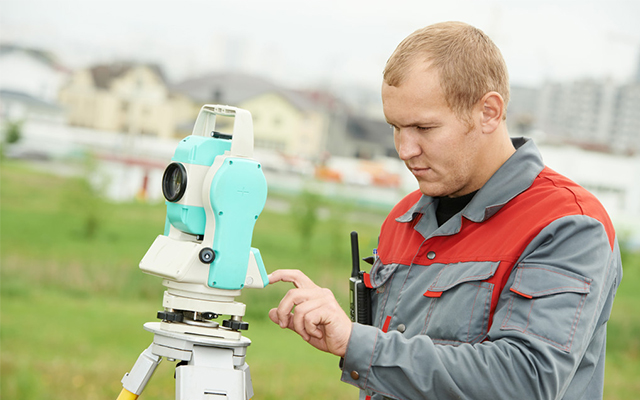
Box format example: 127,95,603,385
421,261,499,345
368,258,401,328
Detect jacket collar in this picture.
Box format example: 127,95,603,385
396,137,545,235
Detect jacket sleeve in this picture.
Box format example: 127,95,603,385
340,215,622,400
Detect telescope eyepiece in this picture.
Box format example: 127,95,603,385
162,162,188,202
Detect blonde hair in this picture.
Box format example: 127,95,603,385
384,21,509,123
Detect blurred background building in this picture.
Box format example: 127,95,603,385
58,62,194,139
0,44,67,122
1,0,639,247
509,68,640,154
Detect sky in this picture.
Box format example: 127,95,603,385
1,0,639,95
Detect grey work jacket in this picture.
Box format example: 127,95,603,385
340,138,623,400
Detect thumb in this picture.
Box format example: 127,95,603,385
268,308,289,329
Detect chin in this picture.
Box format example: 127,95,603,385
417,180,462,197
418,185,447,198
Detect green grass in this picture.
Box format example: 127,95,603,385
603,249,640,399
1,159,639,399
0,159,379,400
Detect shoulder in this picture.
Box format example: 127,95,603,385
535,167,610,220
523,167,616,247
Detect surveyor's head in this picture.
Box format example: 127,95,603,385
383,21,509,126
382,21,514,198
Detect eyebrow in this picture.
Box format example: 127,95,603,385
386,119,441,128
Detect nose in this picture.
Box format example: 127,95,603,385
395,129,422,161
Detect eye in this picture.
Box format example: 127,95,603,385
416,126,433,132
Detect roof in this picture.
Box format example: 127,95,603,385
89,62,166,89
172,72,338,112
0,43,67,72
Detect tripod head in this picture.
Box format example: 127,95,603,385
139,105,268,339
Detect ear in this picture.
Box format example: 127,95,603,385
479,91,505,134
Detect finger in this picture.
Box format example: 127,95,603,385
268,308,280,325
290,293,332,341
301,301,353,357
273,287,311,328
269,308,294,330
268,269,318,289
299,302,327,340
270,304,326,351
290,299,317,341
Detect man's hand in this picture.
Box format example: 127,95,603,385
268,269,353,357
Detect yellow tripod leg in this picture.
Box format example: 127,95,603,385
118,344,161,400
116,387,139,400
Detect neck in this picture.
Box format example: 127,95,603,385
469,125,516,195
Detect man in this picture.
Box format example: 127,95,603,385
268,21,622,400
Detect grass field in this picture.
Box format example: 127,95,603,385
1,159,639,399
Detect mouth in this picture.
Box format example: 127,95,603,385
408,166,431,176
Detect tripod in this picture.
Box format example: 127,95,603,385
117,285,258,400
117,321,254,400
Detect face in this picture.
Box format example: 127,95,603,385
382,65,485,198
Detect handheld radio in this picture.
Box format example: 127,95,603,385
348,231,372,325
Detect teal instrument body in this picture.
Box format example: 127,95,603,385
208,157,267,289
165,135,232,236
143,105,270,293
131,105,270,398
